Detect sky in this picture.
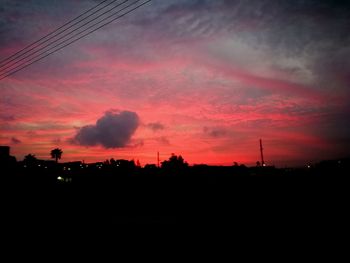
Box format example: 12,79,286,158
0,0,350,166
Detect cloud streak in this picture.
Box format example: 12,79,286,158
11,137,21,144
147,122,165,132
203,126,227,138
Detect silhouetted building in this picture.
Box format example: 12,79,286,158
0,146,10,158
0,146,17,169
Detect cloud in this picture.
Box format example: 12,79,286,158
203,126,227,138
11,137,21,144
147,122,165,131
157,136,170,145
72,110,139,148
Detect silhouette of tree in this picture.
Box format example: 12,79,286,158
161,153,188,170
50,148,63,163
24,154,37,165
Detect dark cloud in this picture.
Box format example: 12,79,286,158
147,122,165,131
72,110,139,148
203,126,227,138
11,137,21,144
157,136,170,145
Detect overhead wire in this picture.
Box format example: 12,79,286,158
0,0,129,73
0,0,151,80
0,0,111,66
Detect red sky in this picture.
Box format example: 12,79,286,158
1,0,349,167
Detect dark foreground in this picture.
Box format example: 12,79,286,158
1,166,348,225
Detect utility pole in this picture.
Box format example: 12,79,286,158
157,151,160,168
260,139,265,166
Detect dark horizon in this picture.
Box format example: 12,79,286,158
2,144,350,169
2,145,349,172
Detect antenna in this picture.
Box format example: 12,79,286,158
260,139,265,166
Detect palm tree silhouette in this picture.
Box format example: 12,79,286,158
51,148,63,163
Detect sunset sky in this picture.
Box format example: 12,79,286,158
1,0,349,166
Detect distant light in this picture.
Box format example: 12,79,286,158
263,163,266,167
38,164,41,167
307,165,311,169
57,176,64,181
86,165,89,168
45,166,47,169
63,167,66,170
24,165,27,168
338,160,341,164
68,168,71,171
98,167,101,169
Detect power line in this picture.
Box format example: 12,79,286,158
0,0,149,79
0,0,128,73
0,0,151,81
0,0,125,72
0,0,111,66
0,0,134,77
